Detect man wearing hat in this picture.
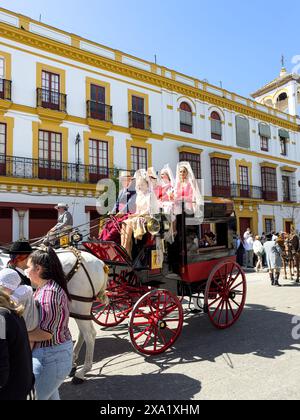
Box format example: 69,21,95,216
49,203,73,237
113,171,136,215
4,241,33,287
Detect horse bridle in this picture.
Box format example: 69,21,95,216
64,247,97,321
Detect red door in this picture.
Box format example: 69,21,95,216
90,210,100,239
29,209,58,240
285,221,292,234
240,218,252,238
0,209,12,245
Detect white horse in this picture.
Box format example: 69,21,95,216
0,248,108,384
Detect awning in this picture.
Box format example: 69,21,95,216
259,123,271,138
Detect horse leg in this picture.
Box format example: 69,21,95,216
72,319,97,385
283,259,287,280
296,256,300,283
70,327,85,377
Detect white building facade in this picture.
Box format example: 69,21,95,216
0,7,299,243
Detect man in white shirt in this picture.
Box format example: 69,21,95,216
244,234,254,268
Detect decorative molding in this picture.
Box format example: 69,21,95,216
0,22,299,132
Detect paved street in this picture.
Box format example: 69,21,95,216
61,271,300,401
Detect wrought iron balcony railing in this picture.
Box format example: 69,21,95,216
262,190,278,202
87,101,113,122
0,79,12,101
231,184,263,200
37,88,67,112
212,185,231,198
129,111,152,131
0,154,119,184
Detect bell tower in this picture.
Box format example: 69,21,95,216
251,58,300,116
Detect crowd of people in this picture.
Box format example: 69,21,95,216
236,228,290,287
0,241,73,401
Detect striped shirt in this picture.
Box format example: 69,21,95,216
33,280,71,349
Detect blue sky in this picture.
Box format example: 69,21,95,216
1,0,299,97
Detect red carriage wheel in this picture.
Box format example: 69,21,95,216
91,280,133,328
204,260,247,330
129,290,184,356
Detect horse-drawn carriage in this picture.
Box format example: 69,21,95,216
84,200,247,356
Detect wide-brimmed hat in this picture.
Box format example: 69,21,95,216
55,203,69,210
119,171,132,179
1,241,33,255
147,167,158,179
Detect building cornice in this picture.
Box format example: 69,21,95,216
0,21,299,132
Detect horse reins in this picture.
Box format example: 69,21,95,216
64,247,97,321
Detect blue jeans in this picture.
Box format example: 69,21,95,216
32,340,73,400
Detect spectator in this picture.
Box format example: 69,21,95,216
263,234,283,287
0,268,39,333
3,241,33,286
236,235,245,267
243,228,251,241
244,234,254,268
27,247,73,400
253,236,264,273
0,288,34,400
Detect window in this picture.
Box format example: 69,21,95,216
239,166,250,198
91,85,105,104
180,152,201,179
211,158,231,197
89,139,109,182
261,167,278,201
265,218,275,234
0,123,6,176
131,146,147,171
131,96,145,129
280,137,287,156
211,112,222,141
236,116,250,148
41,71,60,109
260,136,269,152
38,130,62,180
180,102,193,134
282,175,291,202
89,84,106,120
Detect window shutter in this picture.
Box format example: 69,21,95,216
258,123,271,138
279,129,289,139
211,119,222,136
236,116,250,148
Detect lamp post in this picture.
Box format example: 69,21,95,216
75,133,81,182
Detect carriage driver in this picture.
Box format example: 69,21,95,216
49,203,74,238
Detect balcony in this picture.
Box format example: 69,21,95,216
0,154,118,184
37,88,67,112
262,190,278,202
129,111,151,131
0,79,12,101
212,185,231,198
231,184,263,200
87,101,113,123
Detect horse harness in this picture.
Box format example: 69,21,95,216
64,247,97,321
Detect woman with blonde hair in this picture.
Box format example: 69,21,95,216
0,285,34,400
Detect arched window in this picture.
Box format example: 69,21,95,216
211,111,222,141
180,102,193,133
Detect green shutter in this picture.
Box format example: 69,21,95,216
279,129,289,139
259,123,271,138
236,116,250,148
